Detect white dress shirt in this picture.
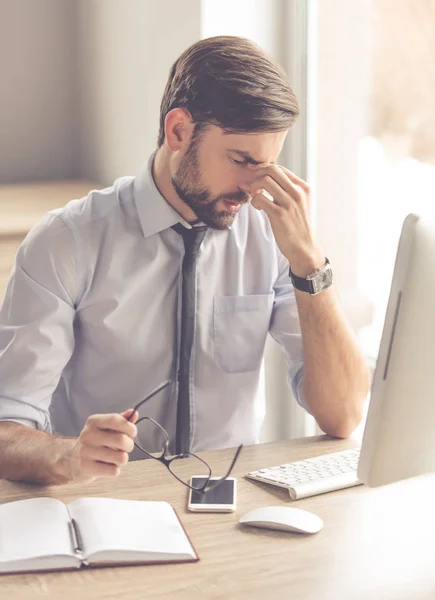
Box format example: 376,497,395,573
0,153,306,458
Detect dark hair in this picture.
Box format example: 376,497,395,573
157,35,299,147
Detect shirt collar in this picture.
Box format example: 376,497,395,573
133,152,194,238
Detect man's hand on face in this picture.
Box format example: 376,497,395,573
67,409,138,484
240,164,325,277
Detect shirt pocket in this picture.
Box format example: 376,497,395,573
213,293,274,373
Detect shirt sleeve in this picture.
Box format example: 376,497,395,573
268,250,310,414
0,212,77,431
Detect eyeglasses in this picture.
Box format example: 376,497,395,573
127,380,243,494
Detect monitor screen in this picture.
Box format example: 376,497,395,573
358,213,435,487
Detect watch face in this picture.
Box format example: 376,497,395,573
311,266,333,295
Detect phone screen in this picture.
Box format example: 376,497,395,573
189,478,235,505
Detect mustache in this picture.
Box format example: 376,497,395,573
219,191,250,204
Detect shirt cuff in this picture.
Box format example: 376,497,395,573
291,366,312,415
0,396,51,432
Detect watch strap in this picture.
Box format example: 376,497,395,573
288,270,315,294
289,258,331,295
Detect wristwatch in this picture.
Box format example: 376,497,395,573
289,258,333,295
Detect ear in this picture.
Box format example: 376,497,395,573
164,108,194,152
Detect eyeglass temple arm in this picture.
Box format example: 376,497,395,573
222,444,243,479
203,444,244,493
128,380,172,420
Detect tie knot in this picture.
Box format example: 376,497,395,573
172,223,208,255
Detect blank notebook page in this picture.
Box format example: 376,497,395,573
0,498,72,562
67,498,194,557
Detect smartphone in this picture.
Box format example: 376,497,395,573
187,477,237,513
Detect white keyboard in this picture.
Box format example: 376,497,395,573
245,448,362,500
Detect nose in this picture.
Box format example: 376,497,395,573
238,180,254,197
238,165,259,191
238,171,254,190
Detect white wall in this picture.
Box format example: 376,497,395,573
202,0,284,56
0,0,202,185
311,0,373,332
0,0,78,182
77,0,201,184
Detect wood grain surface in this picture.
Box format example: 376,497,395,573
1,435,435,600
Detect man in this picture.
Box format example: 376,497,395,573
0,36,369,485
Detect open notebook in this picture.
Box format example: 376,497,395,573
0,497,198,574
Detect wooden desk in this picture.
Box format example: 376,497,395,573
0,181,101,301
1,435,435,600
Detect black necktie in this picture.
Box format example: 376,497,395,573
172,223,208,454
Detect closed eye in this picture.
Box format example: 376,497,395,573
230,158,247,166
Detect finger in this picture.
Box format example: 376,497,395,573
279,165,310,192
81,428,135,452
80,459,120,479
250,191,282,218
121,408,139,424
82,444,129,467
243,174,290,207
87,413,138,437
249,164,296,196
277,167,312,215
252,164,308,202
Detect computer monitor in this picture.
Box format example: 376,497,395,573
358,213,435,487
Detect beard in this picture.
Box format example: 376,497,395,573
171,140,250,230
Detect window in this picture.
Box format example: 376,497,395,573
358,0,435,361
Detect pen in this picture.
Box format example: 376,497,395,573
69,518,84,554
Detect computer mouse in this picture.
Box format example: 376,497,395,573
239,505,323,534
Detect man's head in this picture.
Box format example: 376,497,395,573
158,36,299,229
